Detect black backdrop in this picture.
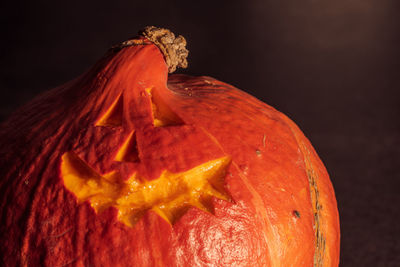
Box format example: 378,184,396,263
1,1,399,266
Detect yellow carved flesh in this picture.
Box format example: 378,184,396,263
61,152,231,227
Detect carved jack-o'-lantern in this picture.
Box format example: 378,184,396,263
0,27,340,266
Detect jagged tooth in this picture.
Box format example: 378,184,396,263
118,210,136,228
206,184,230,202
204,157,231,198
151,206,172,225
192,197,214,214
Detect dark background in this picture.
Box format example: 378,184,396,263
1,0,399,266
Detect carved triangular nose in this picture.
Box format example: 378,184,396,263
114,131,139,163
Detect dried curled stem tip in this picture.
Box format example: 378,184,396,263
141,26,189,73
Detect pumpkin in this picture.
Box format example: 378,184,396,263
0,27,340,266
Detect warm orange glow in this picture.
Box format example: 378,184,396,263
61,152,231,227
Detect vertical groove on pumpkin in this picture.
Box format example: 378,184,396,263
278,118,327,267
306,164,326,267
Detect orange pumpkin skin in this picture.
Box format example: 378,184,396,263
0,35,339,266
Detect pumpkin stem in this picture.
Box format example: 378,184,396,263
141,26,188,73
112,26,189,73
